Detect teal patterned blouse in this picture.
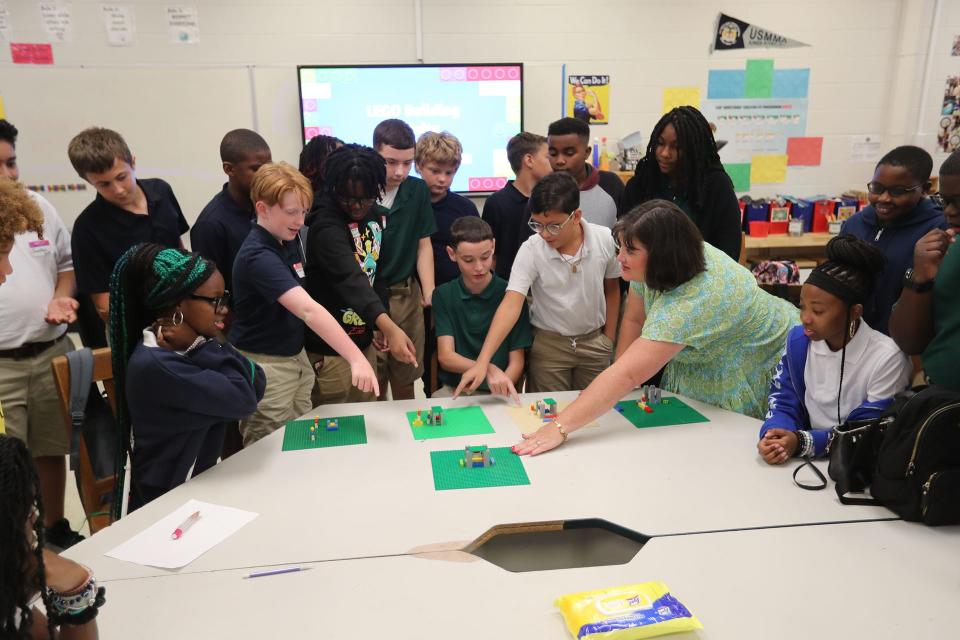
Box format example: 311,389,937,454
631,243,798,418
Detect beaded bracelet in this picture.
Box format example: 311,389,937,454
45,567,99,619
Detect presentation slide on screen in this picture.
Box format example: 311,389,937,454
299,65,522,193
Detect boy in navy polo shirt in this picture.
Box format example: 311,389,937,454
415,131,479,286
432,217,532,398
191,129,272,292
841,146,948,335
374,119,436,400
482,132,552,279
230,162,378,445
547,118,622,229
68,127,189,333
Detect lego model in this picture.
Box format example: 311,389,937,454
413,406,444,427
326,418,339,432
641,385,662,405
459,445,495,468
530,398,559,422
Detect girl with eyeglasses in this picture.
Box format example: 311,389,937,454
108,243,265,513
839,145,949,335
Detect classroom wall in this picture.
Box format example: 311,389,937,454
0,0,954,233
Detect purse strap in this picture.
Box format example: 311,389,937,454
834,483,880,505
792,457,827,490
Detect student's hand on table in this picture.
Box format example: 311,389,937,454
453,362,487,398
45,296,79,325
349,356,380,397
913,228,957,283
758,428,799,465
386,326,417,366
513,422,564,456
486,365,520,405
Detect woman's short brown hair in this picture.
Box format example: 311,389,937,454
612,199,705,292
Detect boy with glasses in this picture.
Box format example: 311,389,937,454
304,144,416,405
841,146,948,335
455,173,621,396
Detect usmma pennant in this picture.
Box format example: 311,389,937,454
711,13,810,52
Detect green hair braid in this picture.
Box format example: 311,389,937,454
107,243,215,519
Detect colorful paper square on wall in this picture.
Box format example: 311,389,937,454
773,69,810,98
724,163,751,192
744,60,774,98
786,137,823,166
662,87,701,114
750,154,788,184
707,70,745,99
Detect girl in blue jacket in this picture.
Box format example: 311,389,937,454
108,243,266,514
758,235,911,464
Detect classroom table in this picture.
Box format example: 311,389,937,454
64,391,898,582
91,519,959,639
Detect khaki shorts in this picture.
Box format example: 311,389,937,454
307,344,378,405
238,349,314,447
0,336,73,456
376,277,425,388
527,327,613,393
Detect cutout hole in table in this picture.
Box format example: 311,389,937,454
465,518,649,573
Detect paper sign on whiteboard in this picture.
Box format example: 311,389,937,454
40,2,72,43
0,3,11,42
101,4,135,46
167,6,199,44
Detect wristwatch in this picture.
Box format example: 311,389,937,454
902,268,934,293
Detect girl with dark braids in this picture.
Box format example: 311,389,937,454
0,435,104,639
621,106,743,261
303,144,417,405
108,243,265,514
759,235,911,464
298,134,343,199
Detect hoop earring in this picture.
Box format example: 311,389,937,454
172,310,184,326
848,320,856,339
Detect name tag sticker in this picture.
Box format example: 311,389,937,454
29,239,50,248
293,262,305,278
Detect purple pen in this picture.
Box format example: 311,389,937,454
244,566,308,579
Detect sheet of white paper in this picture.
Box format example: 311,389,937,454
101,4,135,46
105,499,257,569
850,134,882,163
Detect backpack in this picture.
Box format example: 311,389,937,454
869,386,960,525
751,260,800,285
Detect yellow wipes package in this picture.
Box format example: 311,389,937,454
555,581,702,640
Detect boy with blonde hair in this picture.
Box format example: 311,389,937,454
230,162,378,445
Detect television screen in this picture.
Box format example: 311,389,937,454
298,64,523,193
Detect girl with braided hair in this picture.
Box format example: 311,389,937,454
108,243,265,513
621,106,743,261
758,235,912,464
1,434,105,639
298,134,343,198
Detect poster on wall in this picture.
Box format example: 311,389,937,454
566,74,609,124
167,6,199,44
952,36,960,56
711,13,808,52
101,4,135,46
0,3,11,42
40,2,72,43
938,76,960,153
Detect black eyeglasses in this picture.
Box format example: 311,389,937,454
336,194,376,209
190,291,230,313
867,181,924,197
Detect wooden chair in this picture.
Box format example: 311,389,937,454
50,348,117,533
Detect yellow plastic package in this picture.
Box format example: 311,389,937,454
555,581,702,639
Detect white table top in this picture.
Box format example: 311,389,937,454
65,391,898,581
92,519,959,639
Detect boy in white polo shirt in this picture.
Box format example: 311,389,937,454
456,172,621,395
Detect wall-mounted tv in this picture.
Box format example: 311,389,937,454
298,63,523,193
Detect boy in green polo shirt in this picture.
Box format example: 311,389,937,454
374,119,436,400
432,217,532,398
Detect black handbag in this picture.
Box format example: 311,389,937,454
827,416,890,504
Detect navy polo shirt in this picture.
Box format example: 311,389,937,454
229,225,306,357
481,182,534,280
431,191,479,285
190,184,255,290
71,178,189,294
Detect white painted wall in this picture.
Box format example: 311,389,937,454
0,0,954,230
